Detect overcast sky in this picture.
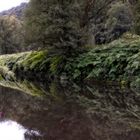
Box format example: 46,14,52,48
0,0,28,12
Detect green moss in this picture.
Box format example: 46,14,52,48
21,51,48,71
50,55,63,74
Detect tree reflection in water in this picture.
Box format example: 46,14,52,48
0,80,139,140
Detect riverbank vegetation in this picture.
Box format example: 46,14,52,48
0,33,139,89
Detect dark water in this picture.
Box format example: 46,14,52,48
0,80,140,140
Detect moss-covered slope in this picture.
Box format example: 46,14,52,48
1,34,140,86
68,34,140,84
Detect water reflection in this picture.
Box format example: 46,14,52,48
0,80,139,140
0,120,25,140
0,120,41,140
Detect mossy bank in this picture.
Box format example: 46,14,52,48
1,34,140,88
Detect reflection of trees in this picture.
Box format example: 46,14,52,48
79,83,140,120
0,84,93,140
0,80,139,139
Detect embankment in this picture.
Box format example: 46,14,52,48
0,34,140,88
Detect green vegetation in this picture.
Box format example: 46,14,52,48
0,33,139,89
24,0,85,57
0,15,24,54
70,34,140,81
0,1,140,139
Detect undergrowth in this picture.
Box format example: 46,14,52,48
1,34,140,87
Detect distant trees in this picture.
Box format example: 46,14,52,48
84,0,133,44
0,15,24,54
80,0,113,27
78,0,133,44
0,3,28,19
102,1,133,43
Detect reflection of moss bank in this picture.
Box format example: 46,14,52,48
0,79,140,139
0,78,66,101
0,79,46,97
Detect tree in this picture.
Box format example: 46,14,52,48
79,0,118,44
102,1,133,43
24,0,134,51
80,0,114,28
0,15,24,54
24,0,85,57
81,0,133,44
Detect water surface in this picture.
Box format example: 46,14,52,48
0,80,140,140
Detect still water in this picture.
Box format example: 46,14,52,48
0,79,140,140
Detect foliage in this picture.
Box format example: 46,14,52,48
0,15,24,54
0,50,65,78
24,0,135,51
11,51,48,73
24,0,85,56
93,1,132,44
105,1,133,42
1,32,140,87
21,51,47,71
50,55,64,75
4,32,135,82
63,34,140,82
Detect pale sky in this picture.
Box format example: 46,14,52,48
0,0,28,12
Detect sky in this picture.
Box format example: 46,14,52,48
0,0,28,12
